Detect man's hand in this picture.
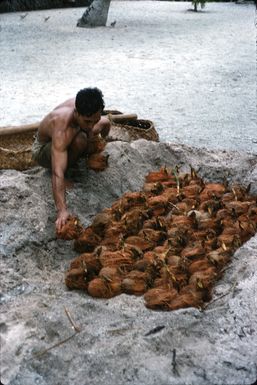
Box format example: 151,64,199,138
55,209,70,233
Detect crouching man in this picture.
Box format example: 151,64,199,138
32,87,110,232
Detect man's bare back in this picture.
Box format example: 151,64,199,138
38,97,77,144
32,88,110,232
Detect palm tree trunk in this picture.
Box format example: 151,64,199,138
77,0,111,28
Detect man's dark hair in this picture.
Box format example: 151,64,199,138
75,87,105,116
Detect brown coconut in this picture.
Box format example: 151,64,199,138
87,153,109,172
124,235,154,251
187,258,213,275
99,250,133,270
138,228,167,245
121,271,149,295
143,181,164,195
181,243,206,260
168,292,203,310
91,209,113,236
207,249,231,269
65,267,88,290
189,267,218,289
144,287,178,310
145,167,171,183
69,252,101,276
56,216,83,240
74,227,102,253
86,135,106,154
87,277,112,298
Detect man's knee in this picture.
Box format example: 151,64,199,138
100,117,111,137
71,131,88,153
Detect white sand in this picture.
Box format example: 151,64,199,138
0,1,255,151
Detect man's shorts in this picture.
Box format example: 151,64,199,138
31,133,52,168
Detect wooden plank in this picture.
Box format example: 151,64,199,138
0,114,138,137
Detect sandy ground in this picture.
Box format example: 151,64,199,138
1,140,257,385
0,1,256,152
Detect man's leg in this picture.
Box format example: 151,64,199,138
67,130,88,167
32,141,52,169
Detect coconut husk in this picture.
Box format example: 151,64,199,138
182,184,203,198
133,258,152,272
112,192,147,216
99,223,126,250
69,252,102,276
224,201,252,216
120,208,148,236
56,216,83,240
161,187,179,203
64,165,257,312
207,249,231,269
73,227,102,253
237,218,257,242
197,218,221,232
65,267,88,291
144,287,178,310
143,182,164,195
98,267,123,296
230,184,249,201
166,254,183,268
198,198,222,213
99,266,122,280
168,215,196,231
217,233,241,250
86,135,106,155
180,284,211,303
153,276,175,290
100,235,124,251
99,250,133,269
138,228,167,245
189,267,218,289
159,266,188,290
181,244,206,260
123,244,144,261
145,167,172,183
143,216,167,232
87,277,112,298
200,183,226,201
187,258,213,275
87,153,109,172
125,235,154,252
168,292,203,310
147,195,169,208
121,271,149,295
221,192,236,204
91,209,113,237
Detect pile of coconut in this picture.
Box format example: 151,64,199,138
59,166,257,311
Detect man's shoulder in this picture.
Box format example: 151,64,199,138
53,98,75,111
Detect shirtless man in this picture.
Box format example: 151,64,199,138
32,87,110,232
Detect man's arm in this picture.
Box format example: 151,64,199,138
51,130,70,232
92,116,110,138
